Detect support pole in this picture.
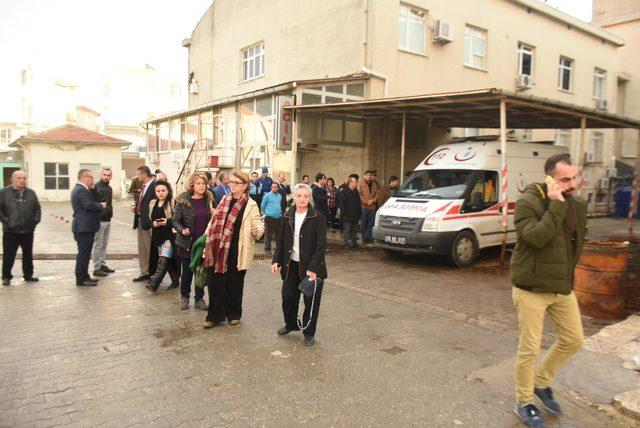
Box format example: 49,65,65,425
400,112,406,184
577,117,587,198
629,129,640,237
500,100,508,267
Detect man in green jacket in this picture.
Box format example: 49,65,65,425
510,154,587,428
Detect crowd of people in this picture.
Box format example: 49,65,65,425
0,154,587,423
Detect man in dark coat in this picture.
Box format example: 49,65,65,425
311,173,330,220
131,165,157,282
337,176,361,249
0,170,41,286
91,167,115,277
71,169,105,286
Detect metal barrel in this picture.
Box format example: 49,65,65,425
604,235,640,311
574,241,629,319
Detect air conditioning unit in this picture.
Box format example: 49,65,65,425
147,152,158,163
517,74,533,89
433,20,454,43
172,152,183,162
596,99,608,110
606,167,618,178
584,152,595,163
599,177,610,190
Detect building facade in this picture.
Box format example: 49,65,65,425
145,0,639,213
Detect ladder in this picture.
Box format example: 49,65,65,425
175,138,210,194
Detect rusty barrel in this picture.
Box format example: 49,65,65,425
605,235,640,311
574,241,628,319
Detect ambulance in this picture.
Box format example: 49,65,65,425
372,136,565,267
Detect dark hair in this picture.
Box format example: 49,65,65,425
349,173,359,180
154,168,162,174
271,181,280,189
137,165,152,177
388,175,399,183
365,169,376,174
315,173,326,182
154,180,173,202
544,154,572,175
327,177,335,187
205,171,212,180
78,168,92,180
302,174,309,180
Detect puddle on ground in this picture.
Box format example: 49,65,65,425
381,346,407,355
153,324,199,348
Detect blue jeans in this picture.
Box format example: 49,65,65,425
360,207,376,242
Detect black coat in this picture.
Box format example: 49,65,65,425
311,184,329,217
0,186,41,233
93,180,113,222
337,187,361,221
273,206,327,281
71,183,102,234
133,179,157,230
172,191,214,251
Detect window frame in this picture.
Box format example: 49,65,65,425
398,4,427,56
517,42,534,77
557,56,574,92
242,43,265,82
44,162,70,190
463,25,487,70
593,68,606,101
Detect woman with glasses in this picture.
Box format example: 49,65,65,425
271,183,328,346
203,171,264,328
173,172,215,310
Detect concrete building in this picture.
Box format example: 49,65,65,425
10,124,130,201
144,0,640,213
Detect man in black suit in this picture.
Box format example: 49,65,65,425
131,165,157,282
71,169,105,286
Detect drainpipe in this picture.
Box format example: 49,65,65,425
361,66,388,98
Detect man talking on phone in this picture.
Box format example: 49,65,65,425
510,154,587,427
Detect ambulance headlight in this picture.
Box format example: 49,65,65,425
374,211,381,227
421,217,439,232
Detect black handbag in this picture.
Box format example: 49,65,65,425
298,276,321,298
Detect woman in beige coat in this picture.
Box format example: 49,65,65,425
203,171,264,328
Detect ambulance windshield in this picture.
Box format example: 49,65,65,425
396,170,473,200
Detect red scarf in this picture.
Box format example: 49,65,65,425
205,193,249,273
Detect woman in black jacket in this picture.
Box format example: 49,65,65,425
172,172,215,310
271,183,327,346
146,180,179,292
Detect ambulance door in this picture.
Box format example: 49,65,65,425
462,170,501,247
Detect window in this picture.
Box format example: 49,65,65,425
589,131,604,163
242,43,264,81
398,4,426,54
555,129,571,147
158,122,169,151
622,139,636,158
146,124,157,153
593,68,606,100
170,119,181,151
464,26,486,69
0,129,11,146
558,56,573,91
299,82,365,105
517,42,534,77
44,163,69,190
468,171,499,211
182,115,198,150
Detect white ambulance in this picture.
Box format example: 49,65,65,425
372,137,565,267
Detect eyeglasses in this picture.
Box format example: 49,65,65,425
229,180,244,185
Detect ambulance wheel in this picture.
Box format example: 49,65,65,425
383,249,403,258
448,231,478,268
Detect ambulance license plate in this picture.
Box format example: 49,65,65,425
385,236,405,245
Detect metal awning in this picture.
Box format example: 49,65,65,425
287,88,640,129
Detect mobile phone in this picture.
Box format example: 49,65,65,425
544,175,556,187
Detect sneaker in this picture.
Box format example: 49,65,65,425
194,299,208,311
3,278,10,286
24,277,39,282
534,386,562,415
93,269,108,277
146,283,158,293
101,266,115,273
180,297,189,310
133,274,150,282
514,403,546,427
203,321,215,329
304,336,315,346
229,319,240,325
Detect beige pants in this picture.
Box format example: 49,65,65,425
513,287,584,404
137,227,152,275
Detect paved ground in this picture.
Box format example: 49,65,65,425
1,202,639,427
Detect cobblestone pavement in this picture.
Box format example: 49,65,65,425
0,203,638,426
